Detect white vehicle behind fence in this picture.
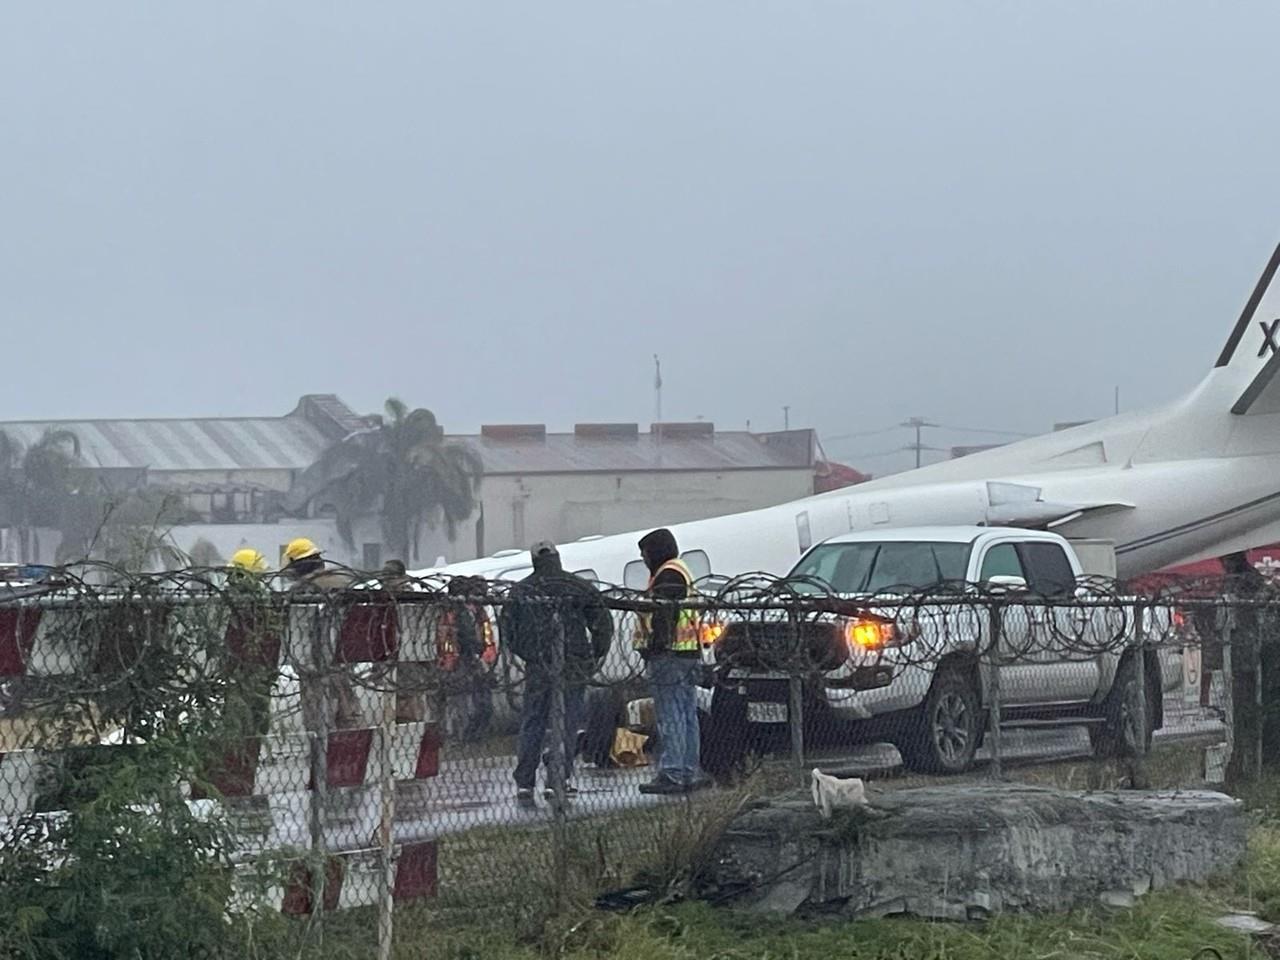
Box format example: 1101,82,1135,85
711,526,1186,774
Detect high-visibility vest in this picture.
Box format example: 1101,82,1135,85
633,559,701,653
437,605,497,671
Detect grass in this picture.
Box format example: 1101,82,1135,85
14,699,1267,960
225,765,1280,959
366,762,1280,960
379,838,1280,960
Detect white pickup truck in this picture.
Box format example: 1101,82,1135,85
713,526,1184,774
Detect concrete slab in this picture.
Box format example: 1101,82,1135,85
711,784,1246,918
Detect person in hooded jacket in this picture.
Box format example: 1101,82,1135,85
502,542,613,805
634,528,710,794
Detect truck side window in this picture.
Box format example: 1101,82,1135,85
979,544,1024,582
1017,542,1076,597
681,550,711,580
623,559,649,590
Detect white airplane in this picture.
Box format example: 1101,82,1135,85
425,241,1280,586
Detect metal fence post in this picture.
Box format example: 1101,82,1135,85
986,600,1003,781
1222,603,1236,778
376,646,397,960
1256,620,1265,778
304,605,334,932
1130,601,1149,785
787,609,805,770
547,607,568,913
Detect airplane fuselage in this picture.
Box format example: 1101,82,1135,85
425,242,1280,586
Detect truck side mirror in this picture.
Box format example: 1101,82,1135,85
985,574,1028,593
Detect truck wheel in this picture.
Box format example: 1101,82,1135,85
902,667,981,774
1090,655,1155,758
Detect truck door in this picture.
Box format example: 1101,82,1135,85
1018,541,1101,704
976,543,1049,705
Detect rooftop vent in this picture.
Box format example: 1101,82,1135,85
574,422,639,440
651,421,714,440
481,424,547,441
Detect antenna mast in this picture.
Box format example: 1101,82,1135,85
653,355,663,422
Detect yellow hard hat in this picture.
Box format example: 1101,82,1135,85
229,548,269,573
283,537,322,563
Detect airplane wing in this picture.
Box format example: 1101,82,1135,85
984,481,1133,528
985,500,1134,528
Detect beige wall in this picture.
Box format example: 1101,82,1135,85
169,518,463,571
472,469,813,557
151,468,296,492
6,469,811,571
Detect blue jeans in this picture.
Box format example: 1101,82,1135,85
514,679,585,790
647,654,703,785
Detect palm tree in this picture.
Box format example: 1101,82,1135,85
89,489,197,572
301,398,483,565
0,428,84,562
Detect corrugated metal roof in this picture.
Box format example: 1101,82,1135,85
0,406,814,478
449,429,814,475
0,416,330,472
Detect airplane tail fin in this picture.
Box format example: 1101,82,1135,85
1216,242,1280,414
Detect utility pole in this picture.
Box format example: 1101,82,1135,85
653,355,663,423
783,405,790,431
901,417,938,469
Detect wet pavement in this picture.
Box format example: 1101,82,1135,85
249,694,1226,852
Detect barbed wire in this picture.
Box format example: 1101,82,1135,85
0,561,1275,709
0,560,1260,947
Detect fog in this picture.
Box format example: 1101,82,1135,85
2,2,1278,475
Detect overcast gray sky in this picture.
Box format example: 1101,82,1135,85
2,2,1278,475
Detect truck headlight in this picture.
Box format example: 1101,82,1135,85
700,621,725,647
846,618,897,651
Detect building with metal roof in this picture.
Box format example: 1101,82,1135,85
0,395,368,479
0,399,822,569
453,421,813,475
453,421,816,556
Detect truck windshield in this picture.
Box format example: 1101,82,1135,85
789,541,972,594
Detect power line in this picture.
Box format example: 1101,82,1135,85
821,424,901,443
821,418,1036,467
832,446,922,460
901,417,938,469
933,423,1036,438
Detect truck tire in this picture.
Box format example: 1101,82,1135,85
901,667,981,774
1090,655,1155,758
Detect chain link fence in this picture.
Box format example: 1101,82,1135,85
0,564,1271,955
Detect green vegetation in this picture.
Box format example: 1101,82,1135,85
375,818,1280,960
0,426,199,568
298,397,483,565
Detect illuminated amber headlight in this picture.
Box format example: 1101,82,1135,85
846,618,897,651
700,621,725,647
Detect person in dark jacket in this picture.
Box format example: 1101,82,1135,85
502,541,613,805
635,528,710,794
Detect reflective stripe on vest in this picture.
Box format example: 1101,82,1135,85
634,559,701,653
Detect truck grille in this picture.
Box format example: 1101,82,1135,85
716,619,846,672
